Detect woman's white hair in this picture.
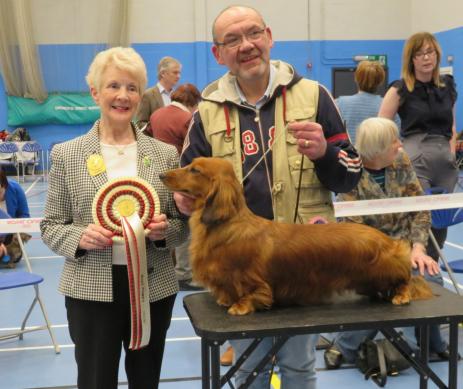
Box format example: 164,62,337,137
355,117,400,160
86,47,147,95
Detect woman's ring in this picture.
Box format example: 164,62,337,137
304,140,310,147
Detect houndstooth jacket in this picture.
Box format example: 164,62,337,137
40,121,188,302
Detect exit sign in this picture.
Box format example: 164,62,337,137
353,55,387,66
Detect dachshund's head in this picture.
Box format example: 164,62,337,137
160,157,246,226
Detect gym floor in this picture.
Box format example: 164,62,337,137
1,178,462,389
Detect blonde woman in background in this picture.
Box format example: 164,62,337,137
379,31,458,269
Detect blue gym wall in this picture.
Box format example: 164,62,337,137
0,39,405,151
0,29,461,164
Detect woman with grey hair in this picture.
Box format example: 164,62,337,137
324,117,447,369
40,47,187,389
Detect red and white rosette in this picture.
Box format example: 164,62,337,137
92,177,159,242
92,177,160,350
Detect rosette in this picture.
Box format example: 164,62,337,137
92,177,159,242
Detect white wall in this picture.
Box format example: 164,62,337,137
411,0,463,33
31,0,114,44
25,0,463,44
28,0,416,44
309,0,410,40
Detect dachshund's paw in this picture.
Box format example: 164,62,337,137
391,290,411,305
392,294,410,305
228,302,255,315
391,284,411,305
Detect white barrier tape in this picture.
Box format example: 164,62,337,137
1,193,463,233
334,193,463,218
0,218,42,233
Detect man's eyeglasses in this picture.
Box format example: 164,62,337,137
215,28,266,49
414,49,436,60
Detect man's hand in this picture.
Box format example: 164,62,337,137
173,192,195,216
288,121,327,160
146,214,169,241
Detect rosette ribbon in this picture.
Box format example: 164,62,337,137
121,213,151,350
92,177,159,350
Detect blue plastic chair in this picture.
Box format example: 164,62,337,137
0,231,60,353
425,188,463,295
20,142,44,181
0,142,20,181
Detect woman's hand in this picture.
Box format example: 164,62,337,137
410,243,440,276
79,224,114,250
146,214,169,241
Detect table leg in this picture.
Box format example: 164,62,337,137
241,336,289,388
221,338,263,387
418,324,430,389
201,339,210,389
210,341,221,389
448,320,459,389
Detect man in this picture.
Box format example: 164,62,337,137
136,56,181,127
175,5,362,389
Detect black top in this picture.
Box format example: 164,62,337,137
391,75,457,139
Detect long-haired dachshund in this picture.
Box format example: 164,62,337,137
160,157,433,315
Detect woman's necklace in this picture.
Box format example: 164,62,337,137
115,145,126,156
99,122,134,156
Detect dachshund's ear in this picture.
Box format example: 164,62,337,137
201,176,240,226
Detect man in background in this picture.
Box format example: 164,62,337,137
136,56,181,128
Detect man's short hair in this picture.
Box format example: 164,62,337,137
212,5,266,43
157,57,181,80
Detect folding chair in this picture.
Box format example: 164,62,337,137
19,142,45,182
0,222,60,353
0,142,20,181
425,188,463,296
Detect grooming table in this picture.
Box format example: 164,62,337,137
183,284,463,389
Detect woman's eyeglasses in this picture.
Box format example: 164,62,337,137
215,28,266,49
414,49,436,60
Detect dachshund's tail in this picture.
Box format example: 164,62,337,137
409,275,434,301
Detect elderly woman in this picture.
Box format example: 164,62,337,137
324,117,449,369
40,47,188,389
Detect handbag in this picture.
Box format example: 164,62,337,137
356,338,411,387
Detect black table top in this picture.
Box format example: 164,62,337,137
183,284,463,341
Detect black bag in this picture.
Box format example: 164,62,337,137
356,338,411,387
